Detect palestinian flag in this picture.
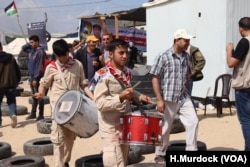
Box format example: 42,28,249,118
4,1,18,16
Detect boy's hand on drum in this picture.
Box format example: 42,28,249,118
119,88,134,102
140,95,152,104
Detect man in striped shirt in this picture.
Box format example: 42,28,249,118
150,28,199,164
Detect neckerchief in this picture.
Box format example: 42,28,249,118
51,57,75,72
107,62,132,88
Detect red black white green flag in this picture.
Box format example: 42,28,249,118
4,1,18,16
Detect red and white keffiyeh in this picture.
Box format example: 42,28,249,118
107,62,132,88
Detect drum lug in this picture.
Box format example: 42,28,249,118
145,118,149,125
144,133,148,141
159,119,164,126
127,132,131,140
128,118,132,124
120,118,123,124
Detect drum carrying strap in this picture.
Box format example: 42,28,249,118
55,62,69,90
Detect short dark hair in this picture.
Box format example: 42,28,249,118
29,35,39,42
239,17,250,30
108,39,129,52
93,24,102,30
68,43,73,48
52,39,69,56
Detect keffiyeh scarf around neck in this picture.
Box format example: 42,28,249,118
51,57,75,72
107,62,132,88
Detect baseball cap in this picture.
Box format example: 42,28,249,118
174,29,195,39
86,35,99,42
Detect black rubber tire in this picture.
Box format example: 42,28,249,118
46,31,51,42
75,149,142,167
128,148,143,165
20,91,33,97
23,137,53,156
36,118,52,134
167,140,207,151
20,70,29,77
16,87,24,97
28,96,50,105
127,163,165,167
75,154,104,167
0,142,12,160
18,50,29,58
1,105,28,116
17,56,29,70
0,155,45,167
130,145,155,155
170,118,185,134
21,76,30,81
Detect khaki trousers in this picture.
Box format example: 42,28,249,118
101,137,129,167
51,120,76,167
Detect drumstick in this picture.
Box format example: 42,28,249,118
132,81,141,89
149,101,156,105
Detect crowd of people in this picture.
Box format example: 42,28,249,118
0,16,250,167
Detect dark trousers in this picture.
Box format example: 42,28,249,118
30,81,44,117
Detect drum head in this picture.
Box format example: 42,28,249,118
125,110,162,118
54,90,82,125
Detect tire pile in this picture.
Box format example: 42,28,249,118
17,50,29,79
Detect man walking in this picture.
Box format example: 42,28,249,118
150,29,199,163
0,42,21,128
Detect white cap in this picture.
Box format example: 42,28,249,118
174,28,195,39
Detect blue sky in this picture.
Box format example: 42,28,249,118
0,0,147,35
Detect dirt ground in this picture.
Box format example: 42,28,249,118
0,81,244,166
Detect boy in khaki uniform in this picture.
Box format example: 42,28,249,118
34,39,93,167
93,39,151,167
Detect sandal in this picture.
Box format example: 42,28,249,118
154,155,166,164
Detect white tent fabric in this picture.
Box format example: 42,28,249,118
3,37,78,56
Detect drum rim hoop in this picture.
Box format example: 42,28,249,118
54,90,82,124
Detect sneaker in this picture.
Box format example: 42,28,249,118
154,155,166,164
11,115,17,128
26,113,36,120
36,115,44,121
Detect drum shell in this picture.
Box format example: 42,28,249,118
54,90,98,138
120,110,163,145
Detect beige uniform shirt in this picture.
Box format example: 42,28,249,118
94,68,141,139
39,58,88,109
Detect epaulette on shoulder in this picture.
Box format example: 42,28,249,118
96,67,109,76
49,61,57,69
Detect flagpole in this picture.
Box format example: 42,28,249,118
16,13,27,43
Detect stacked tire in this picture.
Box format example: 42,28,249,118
0,142,12,160
17,50,29,77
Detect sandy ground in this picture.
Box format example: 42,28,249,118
0,81,244,166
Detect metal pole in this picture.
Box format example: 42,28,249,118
16,14,27,43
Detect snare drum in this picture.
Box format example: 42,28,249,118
120,110,163,145
54,90,98,138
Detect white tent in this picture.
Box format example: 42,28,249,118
3,37,78,56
